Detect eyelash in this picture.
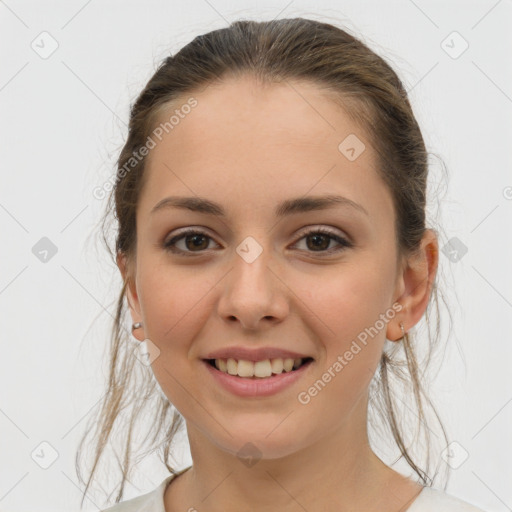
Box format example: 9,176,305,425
163,227,353,257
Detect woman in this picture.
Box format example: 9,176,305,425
78,17,486,512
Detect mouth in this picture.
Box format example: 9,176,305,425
203,357,314,379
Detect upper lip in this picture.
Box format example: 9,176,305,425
203,347,314,362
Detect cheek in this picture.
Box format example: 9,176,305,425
303,260,393,334
137,263,214,350
298,259,394,382
137,265,216,410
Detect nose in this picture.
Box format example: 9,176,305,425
216,243,290,331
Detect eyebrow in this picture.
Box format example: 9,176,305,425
150,194,369,217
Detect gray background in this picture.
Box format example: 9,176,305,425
1,1,511,511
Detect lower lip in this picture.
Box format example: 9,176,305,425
203,360,313,398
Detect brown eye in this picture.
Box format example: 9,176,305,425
293,228,352,255
164,229,219,255
305,233,331,251
184,234,210,251
163,227,352,257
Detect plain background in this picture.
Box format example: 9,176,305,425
1,1,511,511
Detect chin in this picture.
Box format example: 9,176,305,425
212,424,310,462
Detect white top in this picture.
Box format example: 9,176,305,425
101,469,487,512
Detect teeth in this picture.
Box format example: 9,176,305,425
212,357,308,378
270,358,283,374
237,359,254,378
227,358,238,376
254,359,272,377
283,358,294,372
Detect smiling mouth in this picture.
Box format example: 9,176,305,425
204,357,314,378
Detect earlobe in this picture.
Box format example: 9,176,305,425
386,316,407,342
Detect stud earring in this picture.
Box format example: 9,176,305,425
399,321,406,342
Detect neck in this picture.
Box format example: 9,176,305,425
165,394,420,512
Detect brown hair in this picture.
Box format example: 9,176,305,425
76,17,451,507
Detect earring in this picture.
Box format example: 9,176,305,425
132,322,143,331
398,321,406,342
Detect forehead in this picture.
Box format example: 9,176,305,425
160,76,363,153
139,75,392,222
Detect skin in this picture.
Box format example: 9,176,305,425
117,75,438,512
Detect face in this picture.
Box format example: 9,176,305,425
121,75,410,460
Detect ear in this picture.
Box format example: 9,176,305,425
116,251,145,342
386,229,439,341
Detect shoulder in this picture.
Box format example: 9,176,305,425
100,474,175,512
408,486,488,512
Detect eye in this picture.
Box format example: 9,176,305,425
163,226,353,256
292,227,352,254
163,229,219,255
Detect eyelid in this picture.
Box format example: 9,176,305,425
163,225,352,256
163,227,220,255
290,225,352,253
293,224,349,241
